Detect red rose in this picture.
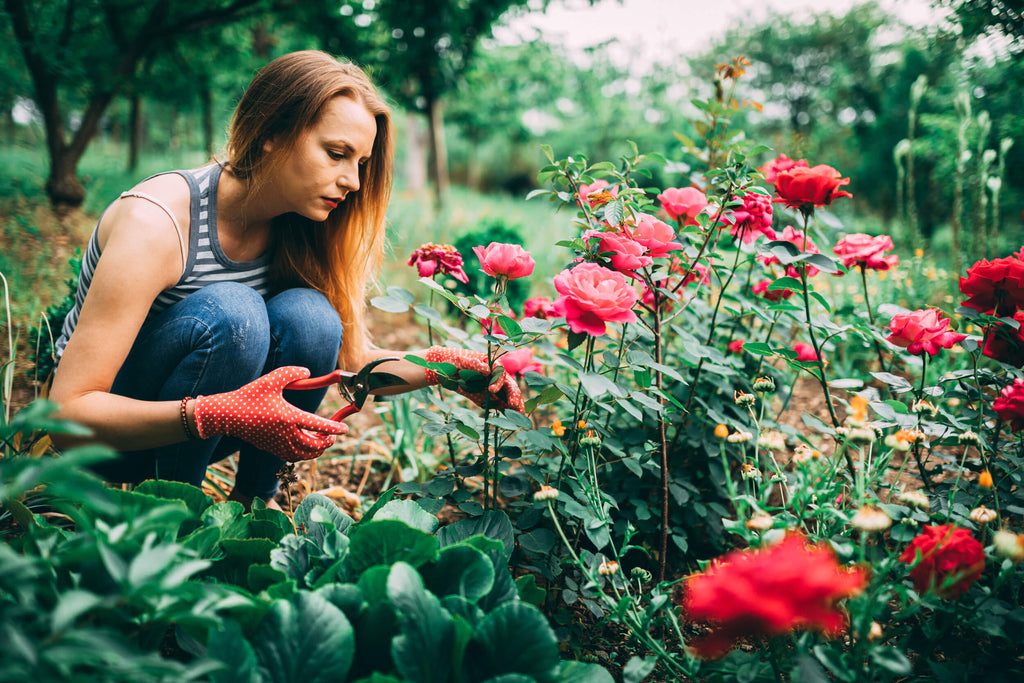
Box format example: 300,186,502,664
774,165,853,210
759,153,809,184
657,186,708,226
959,255,1024,317
900,525,984,599
680,533,868,659
983,311,1024,367
832,233,899,272
625,213,684,257
729,190,774,244
728,339,745,354
794,342,819,362
885,309,966,356
994,378,1024,431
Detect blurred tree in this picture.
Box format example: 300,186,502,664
935,0,1024,53
1,0,270,210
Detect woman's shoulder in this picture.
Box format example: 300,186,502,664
95,171,193,268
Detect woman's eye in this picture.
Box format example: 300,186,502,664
328,150,345,160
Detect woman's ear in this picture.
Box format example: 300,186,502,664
263,138,275,154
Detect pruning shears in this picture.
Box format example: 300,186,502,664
286,356,407,421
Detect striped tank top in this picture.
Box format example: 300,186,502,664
55,163,273,359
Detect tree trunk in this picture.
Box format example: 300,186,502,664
426,97,449,211
201,80,214,158
46,146,87,208
404,111,427,193
128,95,143,172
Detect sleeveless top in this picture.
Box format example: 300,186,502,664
54,163,273,359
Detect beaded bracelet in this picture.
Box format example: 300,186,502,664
180,396,197,440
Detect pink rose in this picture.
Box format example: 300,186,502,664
625,213,683,258
832,234,899,272
759,225,822,278
553,262,639,336
729,191,774,243
794,343,819,362
522,296,556,319
500,348,543,377
728,339,745,354
759,154,809,184
577,179,618,208
584,229,653,274
472,242,535,280
657,187,708,226
408,242,470,283
885,309,966,356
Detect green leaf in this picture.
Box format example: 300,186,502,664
347,520,439,575
869,648,912,676
208,620,260,683
51,589,105,633
423,544,495,603
803,253,839,274
388,563,455,683
768,276,802,291
373,500,440,535
437,510,515,560
740,342,774,356
253,592,355,683
360,486,400,524
554,661,615,682
623,656,657,683
515,574,546,607
465,602,561,682
134,479,213,516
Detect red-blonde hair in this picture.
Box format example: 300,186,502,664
226,50,393,370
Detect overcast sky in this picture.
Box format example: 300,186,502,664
495,0,949,69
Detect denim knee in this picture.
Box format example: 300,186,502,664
265,288,343,374
192,282,271,384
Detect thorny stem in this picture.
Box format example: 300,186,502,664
860,265,889,373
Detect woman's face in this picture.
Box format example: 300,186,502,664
273,94,377,221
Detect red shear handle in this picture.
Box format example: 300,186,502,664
286,369,346,391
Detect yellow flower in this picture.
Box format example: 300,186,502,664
714,424,729,439
914,248,924,258
979,470,994,489
849,394,869,422
577,419,587,429
551,420,566,437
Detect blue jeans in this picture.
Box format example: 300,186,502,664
94,282,343,499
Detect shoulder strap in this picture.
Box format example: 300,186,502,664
118,190,187,270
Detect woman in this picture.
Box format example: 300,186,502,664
49,51,522,508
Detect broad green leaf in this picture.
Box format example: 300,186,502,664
51,589,105,633
135,479,213,516
515,574,546,607
388,563,455,683
437,510,514,559
360,486,400,524
373,500,440,535
422,544,495,603
554,661,615,682
208,620,260,683
622,656,657,683
295,493,354,538
253,592,355,683
347,520,439,575
464,602,561,682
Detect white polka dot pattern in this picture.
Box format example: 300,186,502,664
193,366,348,462
423,346,526,413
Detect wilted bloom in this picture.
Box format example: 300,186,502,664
774,164,853,210
624,213,684,257
657,186,708,226
729,190,774,243
500,348,542,377
727,430,754,444
993,529,1024,562
958,430,981,447
970,506,997,525
522,296,556,319
897,489,930,509
959,254,1024,317
679,533,868,659
832,234,899,272
911,399,937,418
752,278,794,301
900,525,985,599
581,429,602,446
794,342,819,362
472,242,535,280
598,560,620,576
552,262,639,336
885,309,966,356
994,378,1024,430
851,505,892,533
534,485,559,502
978,470,994,489
757,429,786,451
577,179,619,208
847,427,877,445
408,242,470,283
759,153,809,184
792,443,821,465
740,462,762,480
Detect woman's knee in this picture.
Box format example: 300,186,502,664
192,282,271,364
266,288,343,370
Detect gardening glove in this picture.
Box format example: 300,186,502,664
193,366,347,463
423,346,526,413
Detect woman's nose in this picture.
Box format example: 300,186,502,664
338,164,360,193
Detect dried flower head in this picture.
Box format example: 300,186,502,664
734,391,757,407
753,376,777,393
792,443,822,465
993,529,1024,562
969,505,998,525
911,399,938,418
740,462,762,481
848,427,877,445
851,505,892,533
746,513,774,530
728,430,754,444
598,560,620,576
534,485,559,502
897,490,931,509
757,429,787,451
958,430,981,447
408,242,470,283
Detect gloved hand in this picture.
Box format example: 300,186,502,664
423,346,526,413
193,366,348,462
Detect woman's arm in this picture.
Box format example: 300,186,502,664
49,179,191,450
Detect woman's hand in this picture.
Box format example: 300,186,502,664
423,346,525,413
193,366,347,462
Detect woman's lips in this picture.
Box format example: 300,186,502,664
323,197,340,209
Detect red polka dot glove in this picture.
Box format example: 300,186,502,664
423,346,525,413
192,366,348,462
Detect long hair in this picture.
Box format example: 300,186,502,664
226,50,393,370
